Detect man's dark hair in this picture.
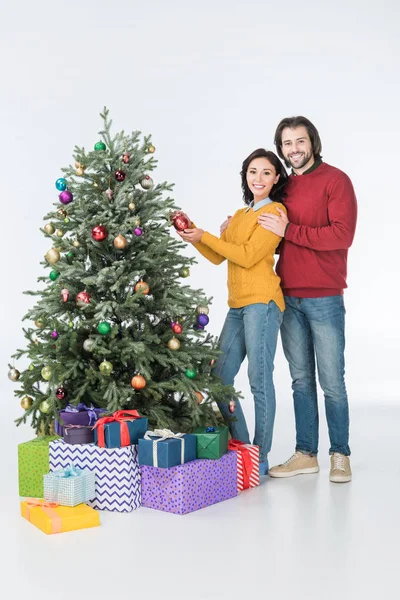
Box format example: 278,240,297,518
274,116,322,163
240,148,288,206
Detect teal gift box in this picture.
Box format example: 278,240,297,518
93,410,148,448
138,429,197,468
193,426,229,460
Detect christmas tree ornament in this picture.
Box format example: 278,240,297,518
45,248,61,264
55,178,67,191
55,229,65,238
94,141,106,151
61,288,69,302
185,368,197,379
133,217,141,227
41,366,52,381
97,321,111,335
135,280,150,295
75,160,84,169
197,313,209,327
67,321,74,328
122,152,130,164
55,386,67,400
194,391,204,405
147,144,156,153
196,305,209,315
171,322,183,334
115,169,126,182
57,208,67,218
140,175,153,190
39,399,51,414
91,225,108,241
21,395,33,410
8,367,20,381
76,291,91,306
50,331,59,340
114,234,127,249
105,188,113,200
93,182,99,187
133,227,143,236
168,337,180,351
66,251,73,259
59,190,73,205
34,319,45,328
131,374,146,389
44,223,55,235
75,167,85,176
73,240,80,247
171,212,191,231
128,202,136,211
193,323,204,330
49,270,60,281
99,360,113,376
179,267,190,278
209,359,216,366
64,217,70,224
229,400,236,414
28,363,35,371
83,338,95,352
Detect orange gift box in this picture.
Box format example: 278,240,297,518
20,498,100,534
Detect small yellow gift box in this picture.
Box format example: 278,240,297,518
20,498,100,534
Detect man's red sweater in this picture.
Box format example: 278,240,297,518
277,162,358,298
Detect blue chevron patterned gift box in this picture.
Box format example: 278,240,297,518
49,440,140,512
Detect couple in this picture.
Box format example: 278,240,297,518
176,116,357,483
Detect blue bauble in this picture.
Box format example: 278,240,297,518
55,178,67,191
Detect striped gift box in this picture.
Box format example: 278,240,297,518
44,469,96,507
228,441,259,491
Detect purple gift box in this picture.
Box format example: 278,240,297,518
141,450,238,515
63,425,94,445
55,403,107,436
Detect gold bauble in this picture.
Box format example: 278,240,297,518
167,337,181,351
113,234,127,249
44,223,55,235
57,208,67,218
196,305,209,315
147,145,156,153
55,229,64,237
76,167,84,176
133,217,141,227
8,367,20,381
34,319,45,329
128,202,136,211
45,248,61,265
75,160,84,169
20,395,33,410
73,240,80,247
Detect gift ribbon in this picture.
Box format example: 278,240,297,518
228,439,255,490
144,429,185,467
93,410,141,448
52,464,82,478
49,464,87,505
24,498,62,534
64,403,101,426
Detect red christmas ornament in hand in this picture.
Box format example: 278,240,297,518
91,225,108,241
171,212,191,232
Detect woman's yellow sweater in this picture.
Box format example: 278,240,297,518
193,202,285,311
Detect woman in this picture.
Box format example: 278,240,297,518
176,148,288,475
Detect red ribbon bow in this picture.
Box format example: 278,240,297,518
228,439,255,490
93,410,141,448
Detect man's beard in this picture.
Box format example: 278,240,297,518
286,151,313,170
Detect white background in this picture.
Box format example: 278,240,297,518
0,3,399,596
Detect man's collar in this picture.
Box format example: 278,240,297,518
292,159,323,176
245,197,273,212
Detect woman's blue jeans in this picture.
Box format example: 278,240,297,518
212,302,283,464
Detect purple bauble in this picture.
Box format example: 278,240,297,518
59,190,73,205
134,227,143,236
194,324,204,330
197,313,209,327
51,330,59,340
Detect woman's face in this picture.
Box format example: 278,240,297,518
246,157,279,202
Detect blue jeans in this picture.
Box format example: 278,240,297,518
212,302,283,465
280,295,350,456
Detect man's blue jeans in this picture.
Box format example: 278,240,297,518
212,302,283,465
280,295,350,456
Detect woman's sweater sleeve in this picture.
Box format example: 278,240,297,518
191,225,227,265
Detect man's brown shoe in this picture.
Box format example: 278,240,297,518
269,451,320,478
329,453,352,483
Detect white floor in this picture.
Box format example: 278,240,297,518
2,403,399,600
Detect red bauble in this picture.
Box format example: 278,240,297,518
172,214,191,231
115,169,126,182
91,225,108,241
122,153,130,164
55,386,67,400
172,323,183,334
76,291,91,305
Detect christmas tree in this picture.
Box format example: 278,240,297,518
9,108,239,435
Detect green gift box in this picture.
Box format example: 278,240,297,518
193,426,229,460
18,436,60,498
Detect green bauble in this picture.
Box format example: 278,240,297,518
39,399,51,414
97,321,111,335
68,321,74,328
64,217,70,224
179,267,190,278
28,363,35,371
185,368,197,379
49,270,60,281
41,366,52,381
94,141,106,151
99,360,113,376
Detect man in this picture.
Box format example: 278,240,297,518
257,116,358,483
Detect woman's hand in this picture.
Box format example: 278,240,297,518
220,215,232,234
258,208,289,237
178,228,205,243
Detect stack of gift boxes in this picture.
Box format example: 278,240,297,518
18,403,260,533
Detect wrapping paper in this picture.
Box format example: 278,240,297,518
20,498,100,534
18,436,60,498
44,465,96,506
228,440,260,491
